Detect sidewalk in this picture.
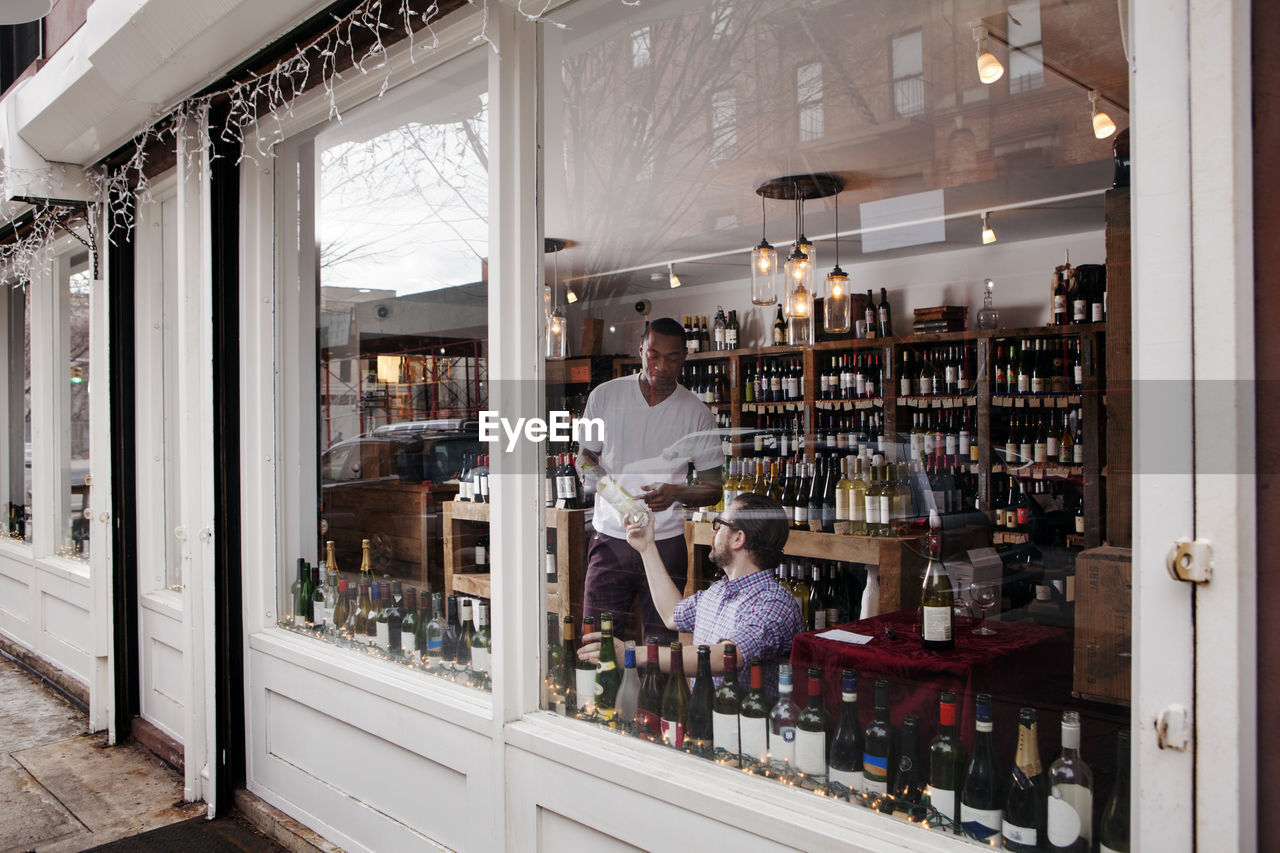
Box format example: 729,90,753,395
0,651,207,852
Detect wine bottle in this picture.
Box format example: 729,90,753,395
1004,707,1048,852
713,644,743,762
575,616,596,713
292,558,308,622
1047,711,1093,852
920,511,954,651
927,690,967,829
739,658,770,763
309,565,325,628
332,579,350,639
828,668,864,792
660,642,691,748
559,615,576,714
387,581,404,654
960,693,1003,842
354,583,372,644
469,600,490,682
617,641,641,729
773,305,787,345
425,592,445,664
862,680,897,795
400,588,418,655
594,613,622,723
359,538,373,586
878,287,893,338
768,664,799,768
1098,730,1130,853
687,645,715,749
795,667,831,781
442,593,461,667
455,598,474,669
850,458,868,536
864,289,877,339
635,637,664,738
892,714,925,807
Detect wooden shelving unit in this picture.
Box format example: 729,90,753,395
442,501,587,622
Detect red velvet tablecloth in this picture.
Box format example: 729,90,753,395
790,609,1074,757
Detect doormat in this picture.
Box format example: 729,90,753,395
81,815,285,852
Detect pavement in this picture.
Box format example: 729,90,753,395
0,652,208,852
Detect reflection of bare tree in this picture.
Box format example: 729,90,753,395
319,108,488,285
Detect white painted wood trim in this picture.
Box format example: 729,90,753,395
87,208,114,736
1188,0,1256,849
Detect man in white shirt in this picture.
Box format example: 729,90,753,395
577,317,724,643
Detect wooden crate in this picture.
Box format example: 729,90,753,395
1073,546,1132,705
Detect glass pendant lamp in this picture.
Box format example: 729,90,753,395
546,239,568,359
784,196,814,346
751,195,778,305
823,191,850,334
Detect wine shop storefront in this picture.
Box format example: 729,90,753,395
0,0,1264,851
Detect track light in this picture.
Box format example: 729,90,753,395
981,212,997,245
668,263,682,289
1089,91,1116,140
973,25,1004,85
566,288,578,303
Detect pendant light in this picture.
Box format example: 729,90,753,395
1089,91,1117,139
973,25,1004,85
668,263,682,289
750,194,778,305
783,193,812,320
824,192,850,334
546,239,567,359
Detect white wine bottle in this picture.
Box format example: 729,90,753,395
1047,711,1093,852
920,511,954,651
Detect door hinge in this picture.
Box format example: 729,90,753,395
1165,537,1212,584
1156,704,1191,751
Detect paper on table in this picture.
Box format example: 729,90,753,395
816,628,875,645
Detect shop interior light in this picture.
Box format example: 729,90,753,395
783,195,812,319
566,288,579,303
981,212,997,245
973,25,1004,85
823,191,851,334
546,238,568,358
1089,91,1117,140
668,263,682,289
750,194,778,306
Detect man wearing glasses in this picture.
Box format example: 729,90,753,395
577,317,724,644
580,493,803,687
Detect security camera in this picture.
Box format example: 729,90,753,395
634,299,651,315
376,304,389,319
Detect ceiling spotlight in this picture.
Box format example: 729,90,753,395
1089,91,1117,140
981,212,997,245
566,288,579,304
973,25,1004,85
668,263,682,289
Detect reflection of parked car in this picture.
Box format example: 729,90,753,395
320,426,482,589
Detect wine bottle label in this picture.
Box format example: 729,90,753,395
1047,436,1059,456
313,605,329,628
1074,444,1084,464
770,727,795,765
826,607,839,626
945,365,957,385
545,553,556,578
1054,295,1067,313
1018,375,1030,393
1073,299,1087,321
472,647,490,674
927,785,957,821
959,432,970,456
864,496,879,524
1034,442,1048,463
971,444,980,463
712,711,739,755
960,804,1003,840
1092,302,1104,322
376,622,390,649
1075,514,1085,534
1005,441,1018,460
814,611,826,630
945,435,958,456
900,377,912,396
861,752,889,793
879,495,890,524
740,716,768,759
851,493,865,522
426,637,442,654
1020,441,1033,461
795,729,826,777
922,605,952,641
661,718,685,748
1031,376,1045,394
792,506,806,525
910,433,923,458
835,490,849,521
475,545,486,566
1048,784,1092,847
920,376,932,395
727,330,737,347
1003,821,1037,846
575,670,596,711
1016,506,1030,525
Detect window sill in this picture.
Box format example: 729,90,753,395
504,713,958,853
248,628,493,733
34,555,90,585
0,538,33,563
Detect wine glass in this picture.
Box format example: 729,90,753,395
970,583,1000,636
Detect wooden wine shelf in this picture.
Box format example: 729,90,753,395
442,501,586,623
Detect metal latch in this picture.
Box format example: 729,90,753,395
1165,537,1212,584
1156,704,1191,751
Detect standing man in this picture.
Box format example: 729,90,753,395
578,317,723,643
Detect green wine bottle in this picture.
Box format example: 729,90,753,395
738,658,770,763
794,667,831,781
636,637,664,740
892,714,925,806
960,693,1003,842
827,668,864,792
928,690,967,830
660,642,690,748
593,613,622,724
1098,730,1130,853
862,680,897,795
712,644,743,762
1003,707,1047,851
686,645,715,749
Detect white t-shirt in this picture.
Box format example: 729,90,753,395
581,374,722,540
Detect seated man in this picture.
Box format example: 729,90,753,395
580,492,804,689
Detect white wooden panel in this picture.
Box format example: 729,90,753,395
247,646,494,853
537,810,645,853
0,549,32,639
139,597,185,741
37,576,91,683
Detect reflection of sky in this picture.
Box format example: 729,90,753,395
319,97,488,297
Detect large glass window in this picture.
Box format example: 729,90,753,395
4,280,30,542
278,50,492,690
59,262,91,560
541,1,1132,849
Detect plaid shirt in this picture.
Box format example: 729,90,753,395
673,569,805,695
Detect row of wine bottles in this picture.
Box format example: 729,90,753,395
551,626,1127,853
999,409,1084,467
683,309,742,353
455,454,491,502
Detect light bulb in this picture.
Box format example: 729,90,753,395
831,280,843,298
550,316,563,334
1090,92,1116,139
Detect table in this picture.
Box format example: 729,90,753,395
790,609,1074,758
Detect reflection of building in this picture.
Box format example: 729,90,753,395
0,2,1269,853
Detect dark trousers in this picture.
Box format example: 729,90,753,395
583,531,688,645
